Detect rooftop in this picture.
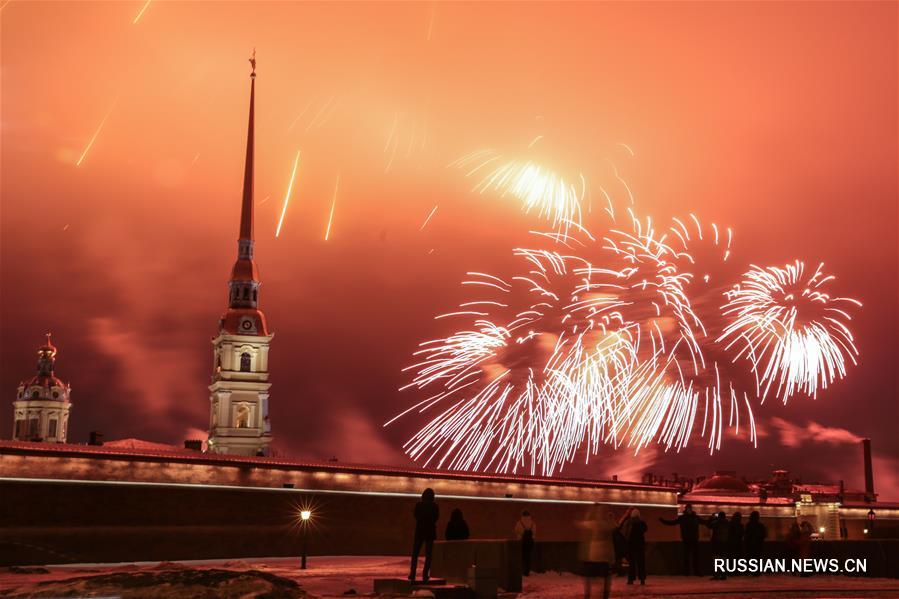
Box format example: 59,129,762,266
0,439,675,494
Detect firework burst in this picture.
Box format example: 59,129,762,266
451,149,586,233
718,261,861,403
395,152,856,473
392,218,754,474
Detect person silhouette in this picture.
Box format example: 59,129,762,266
409,488,439,582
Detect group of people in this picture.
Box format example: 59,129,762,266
660,505,768,579
407,490,773,598
408,488,537,583
578,506,649,597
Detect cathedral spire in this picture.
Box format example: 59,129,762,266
227,51,263,313
239,49,256,242
208,51,272,457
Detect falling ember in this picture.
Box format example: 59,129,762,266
132,0,151,24
324,174,340,241
62,224,70,231
419,205,438,231
275,150,301,238
75,102,116,167
191,152,200,165
259,194,271,205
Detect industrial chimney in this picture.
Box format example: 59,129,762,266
863,438,875,501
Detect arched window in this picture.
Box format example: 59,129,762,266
243,287,249,300
253,289,257,301
240,352,251,372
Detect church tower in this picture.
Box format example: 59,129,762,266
12,334,72,443
207,54,273,456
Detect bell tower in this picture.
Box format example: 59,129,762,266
207,53,273,456
12,334,72,443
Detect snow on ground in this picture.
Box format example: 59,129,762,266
2,556,898,598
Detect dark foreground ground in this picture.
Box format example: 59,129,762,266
1,556,898,598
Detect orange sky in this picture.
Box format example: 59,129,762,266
1,1,896,493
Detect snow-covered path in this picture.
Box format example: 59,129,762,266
2,555,898,597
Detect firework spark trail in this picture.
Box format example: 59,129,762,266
384,112,400,173
618,143,635,157
305,96,337,133
309,96,340,130
605,159,634,206
324,175,340,241
132,0,151,24
76,101,117,167
419,205,439,231
452,150,586,233
275,151,301,238
426,2,437,41
718,261,860,403
287,101,313,131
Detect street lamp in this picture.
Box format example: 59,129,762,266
300,510,312,569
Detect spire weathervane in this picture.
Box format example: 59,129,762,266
249,48,256,78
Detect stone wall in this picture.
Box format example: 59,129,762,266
0,477,677,567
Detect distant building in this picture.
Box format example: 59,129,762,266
12,335,71,443
641,441,898,541
206,58,273,457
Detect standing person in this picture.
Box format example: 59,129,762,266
515,510,537,576
704,512,730,580
409,488,439,583
659,504,701,576
624,509,648,586
445,508,470,541
744,511,767,575
612,509,631,576
797,521,813,577
728,512,744,565
578,507,617,599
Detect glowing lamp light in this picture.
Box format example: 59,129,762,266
863,528,869,534
818,526,826,534
300,510,312,521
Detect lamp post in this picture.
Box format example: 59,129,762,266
867,509,875,535
300,510,312,569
